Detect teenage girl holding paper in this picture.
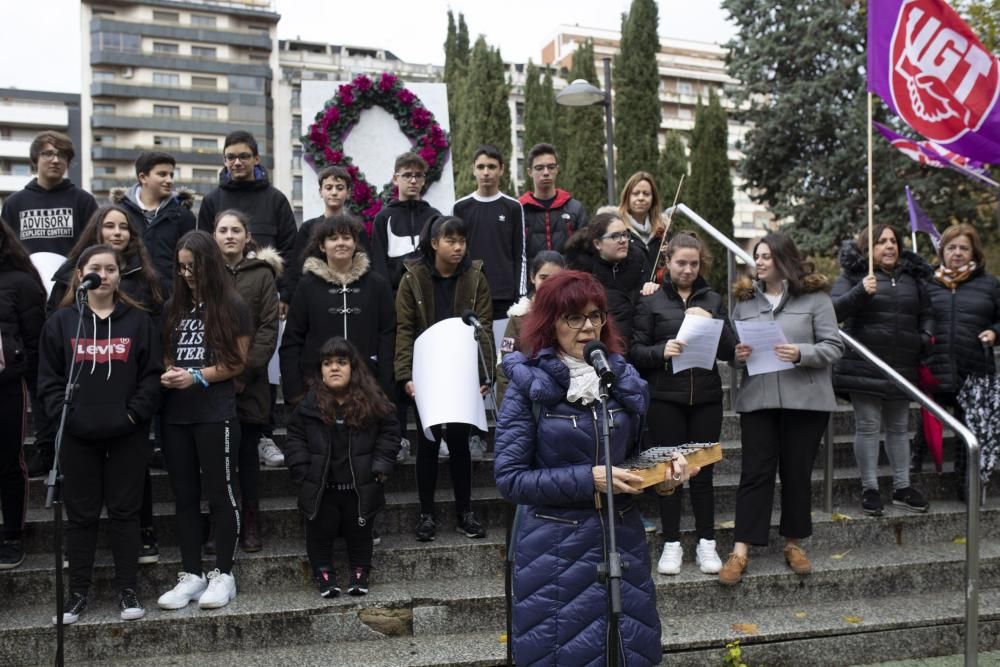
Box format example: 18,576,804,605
720,232,843,586
630,231,734,576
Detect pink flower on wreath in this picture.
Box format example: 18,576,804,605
323,106,340,125
310,126,328,144
411,107,431,129
396,89,416,106
352,74,372,92
353,181,373,203
338,84,354,106
363,200,383,219
418,146,437,166
325,149,343,164
346,165,359,177
378,72,398,92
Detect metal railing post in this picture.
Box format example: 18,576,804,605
727,250,737,411
823,418,834,514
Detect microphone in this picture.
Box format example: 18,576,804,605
76,272,102,293
461,309,484,330
583,340,615,384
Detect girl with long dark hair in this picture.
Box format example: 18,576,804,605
0,223,46,569
38,244,162,623
157,230,250,611
284,337,400,597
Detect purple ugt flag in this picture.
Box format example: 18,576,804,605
868,0,1000,164
906,186,941,250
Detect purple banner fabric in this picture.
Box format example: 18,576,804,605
868,0,1000,164
874,120,990,176
906,185,942,249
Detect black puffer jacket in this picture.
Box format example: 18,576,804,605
831,241,934,398
283,387,400,521
0,267,46,389
567,242,649,348
925,267,1000,394
630,276,735,404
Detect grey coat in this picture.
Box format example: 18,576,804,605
731,277,844,413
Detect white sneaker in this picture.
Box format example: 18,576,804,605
469,434,486,461
696,538,723,574
157,572,207,610
438,441,449,459
258,437,284,467
198,569,237,609
657,541,683,575
396,437,411,462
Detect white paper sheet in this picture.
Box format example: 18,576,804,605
671,315,725,373
734,320,795,376
413,317,488,438
267,318,285,385
30,252,66,299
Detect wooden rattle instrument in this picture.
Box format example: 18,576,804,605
622,442,722,495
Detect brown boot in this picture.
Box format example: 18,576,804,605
718,552,748,586
783,543,812,574
240,502,263,552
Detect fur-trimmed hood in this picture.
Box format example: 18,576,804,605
733,273,830,302
302,251,370,285
111,185,195,210
837,240,932,281
506,295,532,318
237,246,284,276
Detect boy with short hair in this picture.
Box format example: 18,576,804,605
519,143,588,264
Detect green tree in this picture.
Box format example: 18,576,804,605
559,39,607,213
614,0,662,188
522,62,556,176
722,0,990,256
444,12,471,192
658,130,687,208
687,88,735,292
960,0,999,51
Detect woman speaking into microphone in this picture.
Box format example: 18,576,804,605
494,269,693,666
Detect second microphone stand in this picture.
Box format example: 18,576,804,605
595,375,624,667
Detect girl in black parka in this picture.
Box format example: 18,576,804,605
284,337,401,598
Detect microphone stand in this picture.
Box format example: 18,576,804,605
595,374,623,667
46,290,87,667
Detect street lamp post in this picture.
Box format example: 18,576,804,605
556,57,616,205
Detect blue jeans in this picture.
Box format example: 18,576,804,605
850,393,911,491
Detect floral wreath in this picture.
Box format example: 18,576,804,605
301,72,450,229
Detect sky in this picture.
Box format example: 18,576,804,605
0,0,736,94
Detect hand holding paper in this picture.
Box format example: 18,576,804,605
671,315,725,373
734,320,795,376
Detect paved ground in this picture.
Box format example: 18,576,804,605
856,652,1000,666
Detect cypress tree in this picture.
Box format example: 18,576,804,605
559,39,607,213
658,130,687,208
522,63,558,192
444,12,471,194
614,0,662,188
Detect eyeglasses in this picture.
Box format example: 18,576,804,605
396,172,426,182
562,310,607,330
531,163,559,173
176,263,195,276
599,231,630,243
224,152,254,163
39,150,68,162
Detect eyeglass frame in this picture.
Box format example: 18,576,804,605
38,149,69,162
224,152,255,163
395,172,426,182
561,310,607,330
176,263,196,276
598,231,630,243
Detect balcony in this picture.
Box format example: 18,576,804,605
91,81,232,106
0,139,33,159
0,173,33,194
91,144,273,169
91,176,216,196
91,111,267,136
0,103,68,128
91,50,271,79
92,17,273,51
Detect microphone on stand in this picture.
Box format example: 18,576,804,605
461,309,484,330
76,272,102,293
583,340,615,384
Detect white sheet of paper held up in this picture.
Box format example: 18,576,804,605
672,315,724,373
734,320,795,376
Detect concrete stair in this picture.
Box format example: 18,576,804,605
3,369,998,666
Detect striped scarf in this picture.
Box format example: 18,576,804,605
935,262,977,290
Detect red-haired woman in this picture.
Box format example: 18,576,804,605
495,269,694,666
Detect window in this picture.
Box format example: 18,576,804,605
191,14,216,27
191,46,217,59
154,135,181,147
94,165,117,176
191,76,217,89
677,107,693,120
153,72,180,86
153,10,179,22
192,137,217,150
153,42,179,54
292,177,302,200
249,53,268,61
290,87,300,109
292,148,302,170
153,104,180,117
248,25,269,35
229,75,263,91
93,134,111,145
92,32,140,53
93,70,115,82
192,107,218,119
291,115,301,138
93,103,116,114
11,163,31,176
193,168,217,181
678,81,693,95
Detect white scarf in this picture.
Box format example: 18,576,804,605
561,353,603,405
626,213,653,245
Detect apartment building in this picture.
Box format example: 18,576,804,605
80,0,279,200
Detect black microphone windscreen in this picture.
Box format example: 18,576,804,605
78,272,102,291
461,309,479,326
583,340,608,362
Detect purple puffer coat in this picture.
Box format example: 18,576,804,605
495,348,662,666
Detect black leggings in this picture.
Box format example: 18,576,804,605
163,421,241,574
305,488,373,573
0,381,28,541
237,422,263,505
62,429,148,595
646,400,721,541
414,414,472,517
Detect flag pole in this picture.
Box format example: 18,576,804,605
867,92,875,276
912,230,919,254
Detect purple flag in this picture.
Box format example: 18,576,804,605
874,120,991,177
906,185,941,250
868,0,1000,164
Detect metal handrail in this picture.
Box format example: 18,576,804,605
668,203,981,666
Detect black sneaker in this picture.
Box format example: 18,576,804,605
372,526,381,547
26,447,54,479
138,528,159,565
892,487,930,513
315,567,340,598
119,588,145,620
52,592,87,625
347,566,369,596
456,510,486,539
415,513,436,542
0,540,25,570
861,488,884,516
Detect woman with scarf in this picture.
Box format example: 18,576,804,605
619,171,670,283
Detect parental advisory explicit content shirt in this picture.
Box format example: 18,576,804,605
0,178,98,256
162,299,253,425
